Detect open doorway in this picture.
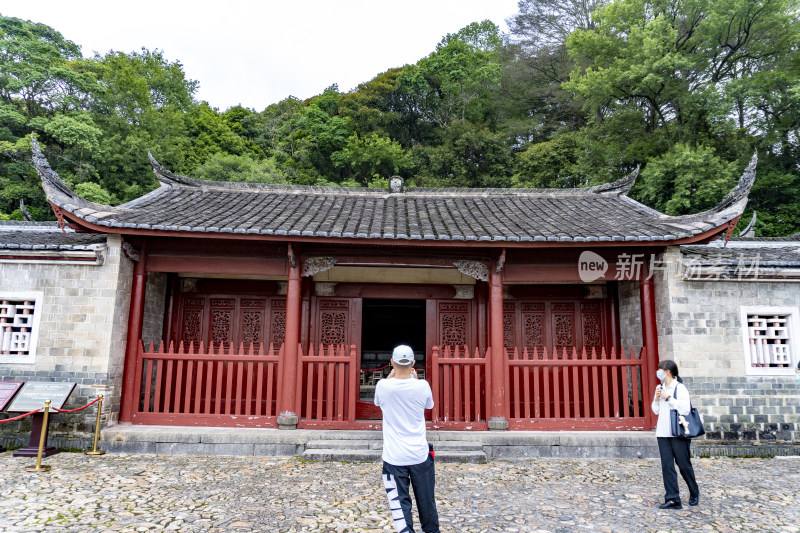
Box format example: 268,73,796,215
357,299,427,418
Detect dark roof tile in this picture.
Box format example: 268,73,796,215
0,221,106,250
31,139,757,245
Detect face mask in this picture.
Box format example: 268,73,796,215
796,373,800,382
656,370,666,382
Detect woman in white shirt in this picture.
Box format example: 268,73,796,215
651,359,699,510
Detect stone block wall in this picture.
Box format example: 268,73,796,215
617,280,642,349
141,272,168,346
0,235,133,442
653,246,800,443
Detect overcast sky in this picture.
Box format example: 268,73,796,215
3,0,521,111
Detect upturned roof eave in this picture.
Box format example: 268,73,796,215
33,137,751,248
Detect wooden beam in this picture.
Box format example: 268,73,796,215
146,255,286,276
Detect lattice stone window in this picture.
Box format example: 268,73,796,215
740,307,799,376
0,293,43,365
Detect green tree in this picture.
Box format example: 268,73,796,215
191,152,290,184
331,132,409,184
86,48,200,200
566,0,799,141
512,132,584,188
412,120,512,188
636,143,737,215
501,0,605,144
290,87,351,182
0,14,95,115
398,20,502,129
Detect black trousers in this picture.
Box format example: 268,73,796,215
382,453,440,533
657,437,699,503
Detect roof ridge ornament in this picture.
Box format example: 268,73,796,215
389,176,404,194
148,153,202,187
738,211,757,238
717,152,758,211
665,151,758,224
19,199,32,221
588,166,640,195
31,135,78,201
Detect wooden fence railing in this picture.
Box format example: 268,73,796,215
505,346,648,430
297,344,358,428
132,341,281,427
129,341,649,431
430,345,489,430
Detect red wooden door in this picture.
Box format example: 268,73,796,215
309,298,373,419
427,299,480,426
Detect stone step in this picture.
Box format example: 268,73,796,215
304,439,379,450
304,439,484,452
302,448,488,463
99,426,661,459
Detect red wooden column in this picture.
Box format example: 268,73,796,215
488,253,509,430
639,262,660,428
120,240,148,423
277,243,302,429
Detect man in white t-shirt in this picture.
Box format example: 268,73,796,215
374,345,439,533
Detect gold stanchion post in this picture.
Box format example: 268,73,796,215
85,395,106,456
26,400,52,472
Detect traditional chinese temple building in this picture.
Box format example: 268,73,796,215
4,140,798,445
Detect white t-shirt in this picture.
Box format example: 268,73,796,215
374,377,434,465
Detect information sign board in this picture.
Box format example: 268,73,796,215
0,381,23,411
6,381,76,413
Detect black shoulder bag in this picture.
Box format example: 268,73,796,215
669,384,705,439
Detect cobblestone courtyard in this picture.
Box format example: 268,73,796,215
1,452,799,532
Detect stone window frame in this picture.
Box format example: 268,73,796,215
739,306,800,376
0,291,44,365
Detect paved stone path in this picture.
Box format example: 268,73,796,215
1,452,799,532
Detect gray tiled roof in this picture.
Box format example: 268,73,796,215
0,220,106,250
32,139,756,245
681,242,800,266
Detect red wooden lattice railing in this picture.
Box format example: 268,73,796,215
132,340,281,427
297,344,358,428
505,346,648,430
430,345,490,430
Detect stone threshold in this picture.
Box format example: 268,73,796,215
84,425,662,459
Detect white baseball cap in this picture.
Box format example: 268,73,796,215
392,345,414,365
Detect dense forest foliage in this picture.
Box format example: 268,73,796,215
2,0,800,236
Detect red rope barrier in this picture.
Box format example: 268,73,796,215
360,364,390,373
0,408,42,424
51,397,102,413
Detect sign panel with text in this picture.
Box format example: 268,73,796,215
5,382,76,413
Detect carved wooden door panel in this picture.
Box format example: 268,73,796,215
174,295,285,349
314,298,354,347
504,300,610,352
436,300,473,349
